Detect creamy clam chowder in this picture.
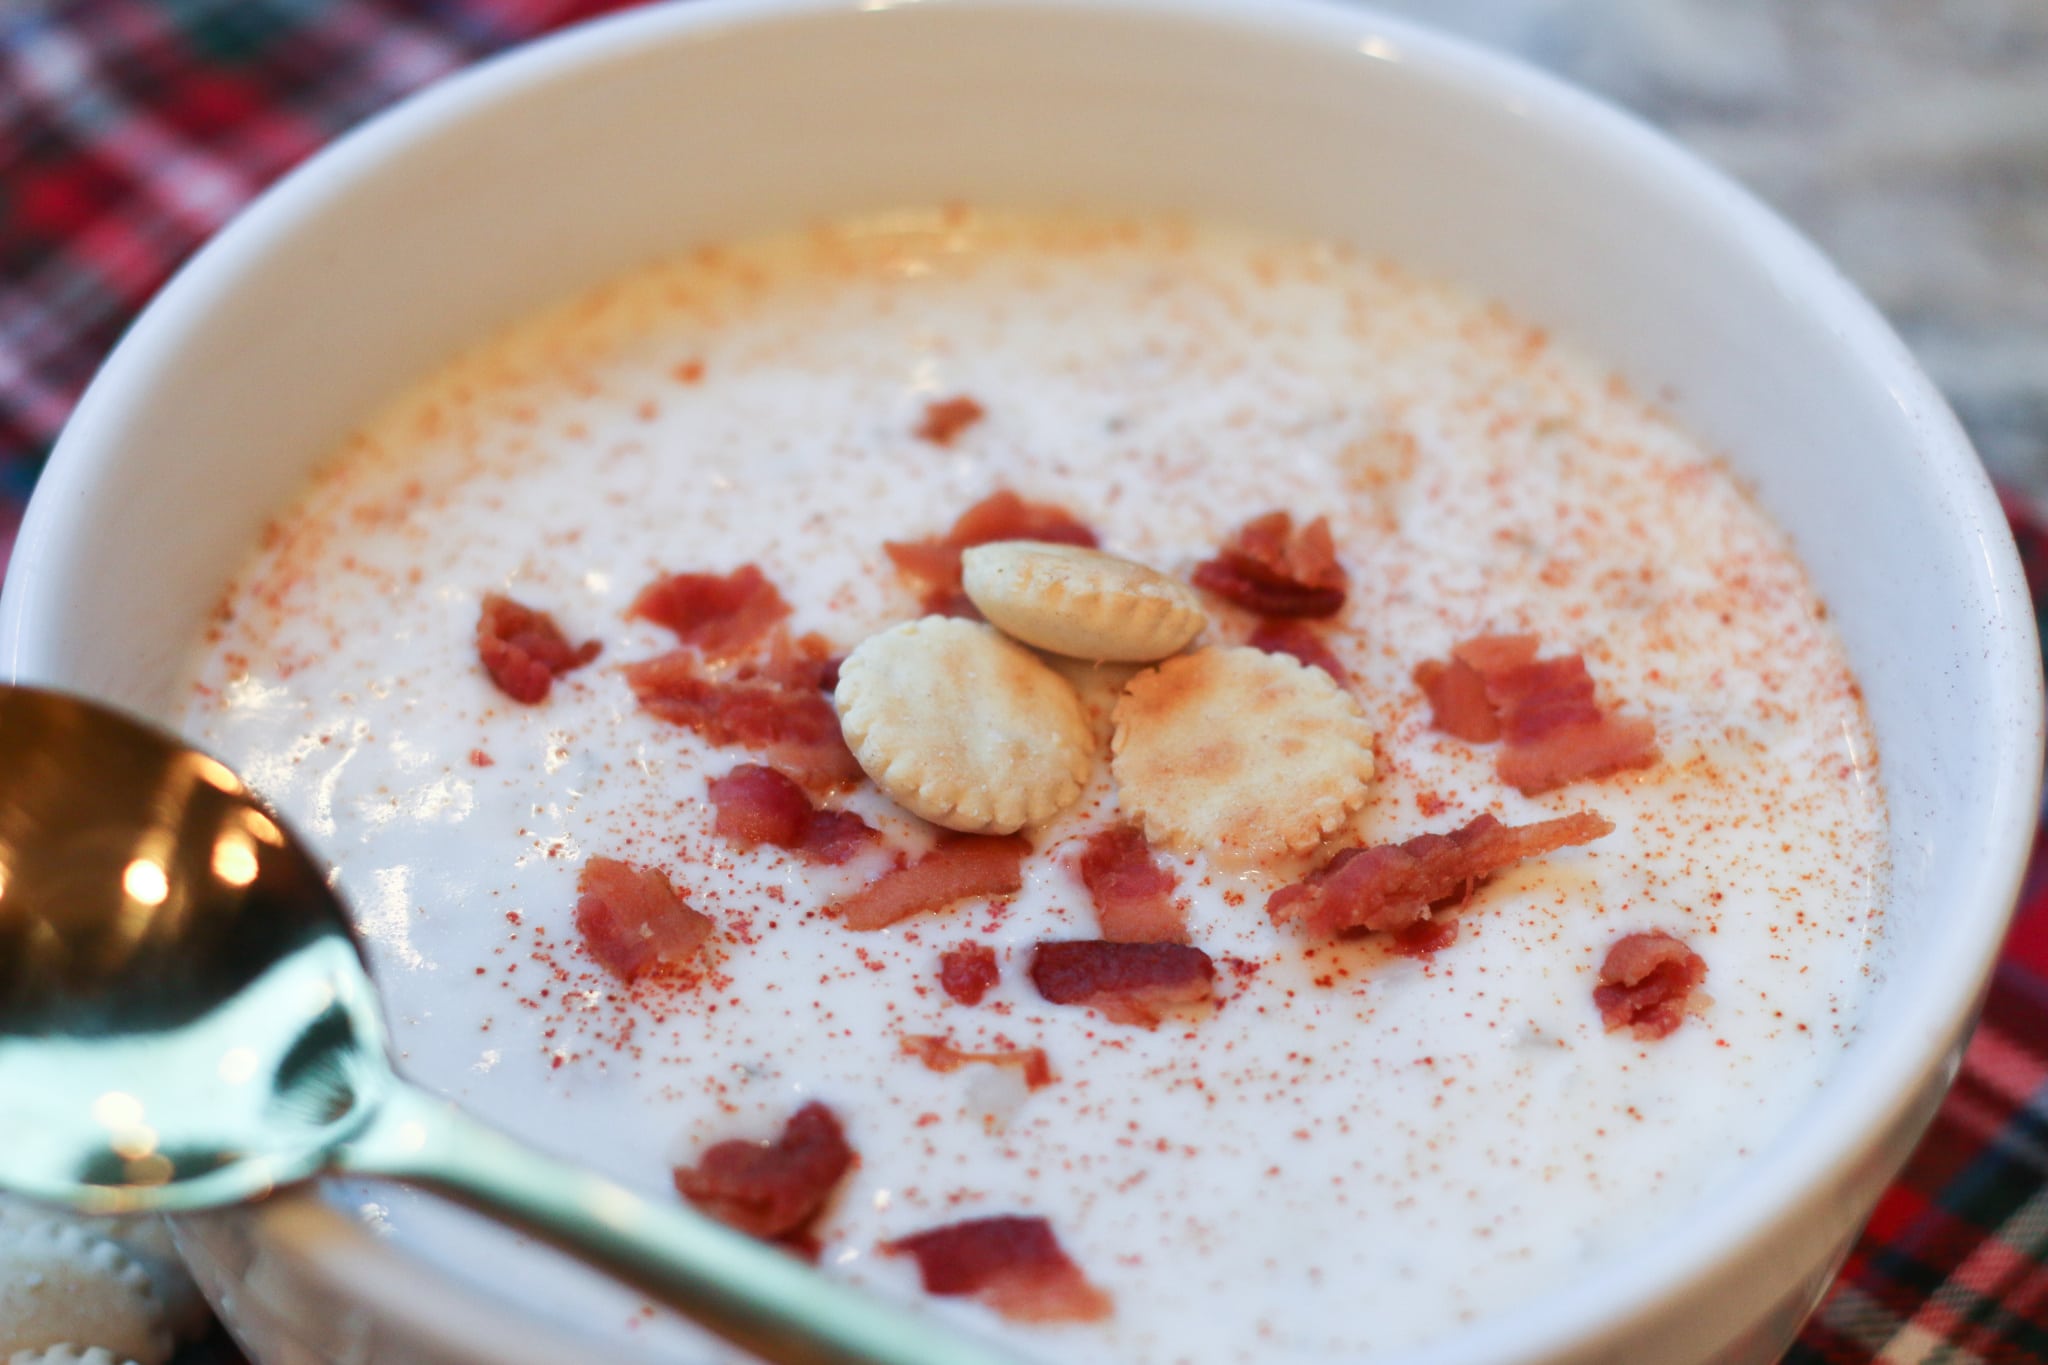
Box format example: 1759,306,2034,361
180,213,1885,1363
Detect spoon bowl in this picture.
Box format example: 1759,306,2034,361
0,685,1015,1365
0,686,388,1214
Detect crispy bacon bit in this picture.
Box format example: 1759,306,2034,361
1190,510,1348,618
673,1101,853,1246
1391,915,1459,958
476,593,601,704
1248,619,1350,686
940,943,1001,1005
902,1034,1054,1089
1595,931,1708,1040
574,856,714,981
629,564,790,660
832,834,1030,932
883,1215,1112,1324
1028,940,1215,1026
708,762,809,846
884,490,1098,616
1268,811,1613,939
800,809,879,865
1453,633,1541,674
766,631,844,694
1496,709,1660,797
1417,635,1659,793
915,395,986,446
1481,646,1605,742
1074,825,1185,944
1414,656,1498,742
625,650,862,791
947,490,1097,553
706,764,880,865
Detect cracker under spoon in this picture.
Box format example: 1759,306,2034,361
0,685,1016,1365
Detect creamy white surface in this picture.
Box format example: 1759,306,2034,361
180,215,1885,1363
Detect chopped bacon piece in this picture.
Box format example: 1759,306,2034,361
1391,915,1459,959
1414,657,1498,742
673,1101,853,1245
762,631,845,695
1595,931,1708,1041
708,762,810,846
884,490,1098,616
878,541,963,604
883,1215,1112,1324
475,593,601,704
706,764,880,865
1268,811,1613,939
1190,511,1348,618
1028,940,1215,1027
915,395,986,446
1248,619,1350,686
1496,711,1660,797
1454,633,1541,674
832,834,1030,932
801,809,880,865
629,564,790,660
1476,639,1658,793
1415,635,1659,793
939,943,1001,1005
574,856,714,981
946,491,1098,555
625,651,837,745
625,650,862,791
902,1034,1054,1089
1074,825,1185,944
1484,650,1605,741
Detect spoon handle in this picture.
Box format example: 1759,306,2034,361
335,1081,1021,1365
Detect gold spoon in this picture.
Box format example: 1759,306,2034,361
0,685,1014,1365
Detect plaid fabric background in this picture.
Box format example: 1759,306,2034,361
2,2,2044,1362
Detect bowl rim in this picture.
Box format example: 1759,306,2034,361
5,0,2041,1360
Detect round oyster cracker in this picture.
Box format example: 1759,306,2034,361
0,1218,170,1365
836,617,1094,833
0,1201,203,1346
961,541,1206,662
1111,646,1376,859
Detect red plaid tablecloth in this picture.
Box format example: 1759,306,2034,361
3,3,2044,1362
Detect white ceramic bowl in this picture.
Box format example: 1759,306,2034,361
4,1,2040,1361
